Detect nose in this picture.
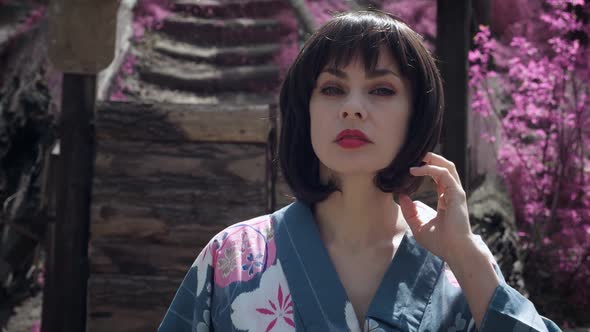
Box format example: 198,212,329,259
339,94,367,120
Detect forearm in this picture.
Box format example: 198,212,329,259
447,235,501,330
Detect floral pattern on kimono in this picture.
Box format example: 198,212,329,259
158,200,562,332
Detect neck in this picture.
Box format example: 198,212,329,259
312,173,407,253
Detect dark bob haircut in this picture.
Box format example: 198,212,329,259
278,9,444,206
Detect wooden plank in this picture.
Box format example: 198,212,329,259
89,201,262,275
95,101,271,143
94,140,266,180
90,206,222,247
87,274,180,332
92,140,266,223
88,306,163,332
89,241,201,276
89,140,267,275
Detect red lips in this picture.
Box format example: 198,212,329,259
335,129,371,142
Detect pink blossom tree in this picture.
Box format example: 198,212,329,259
469,0,590,326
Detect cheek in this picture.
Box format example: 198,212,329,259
310,114,330,155
309,99,333,146
377,106,411,152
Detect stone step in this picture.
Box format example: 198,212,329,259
160,15,282,45
144,33,280,66
173,0,287,19
119,76,276,105
140,64,280,93
135,52,280,93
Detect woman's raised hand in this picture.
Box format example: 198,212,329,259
398,152,474,263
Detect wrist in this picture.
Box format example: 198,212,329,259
445,234,486,269
445,235,501,329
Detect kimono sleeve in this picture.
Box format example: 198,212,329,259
473,236,562,332
478,283,562,331
158,241,214,332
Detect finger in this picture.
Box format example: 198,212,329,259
435,181,448,210
398,194,422,233
422,152,461,186
399,194,437,234
410,164,461,195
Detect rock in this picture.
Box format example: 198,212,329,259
467,173,528,296
1,290,41,332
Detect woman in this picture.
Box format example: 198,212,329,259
158,9,561,332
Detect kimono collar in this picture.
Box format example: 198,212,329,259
271,200,444,332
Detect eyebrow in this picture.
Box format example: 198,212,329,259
320,67,401,80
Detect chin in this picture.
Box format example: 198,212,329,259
320,158,386,177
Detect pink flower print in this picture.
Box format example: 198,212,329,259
255,285,295,331
213,216,278,288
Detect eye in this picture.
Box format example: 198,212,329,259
371,87,395,96
320,86,345,96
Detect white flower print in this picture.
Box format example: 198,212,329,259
197,270,213,332
447,312,468,332
344,301,361,332
230,260,295,332
196,310,210,332
364,319,385,332
191,243,213,297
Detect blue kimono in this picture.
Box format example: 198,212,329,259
158,200,562,331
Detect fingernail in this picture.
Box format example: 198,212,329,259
409,167,418,172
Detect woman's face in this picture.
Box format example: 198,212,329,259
309,45,412,179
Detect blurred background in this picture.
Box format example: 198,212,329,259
0,0,588,331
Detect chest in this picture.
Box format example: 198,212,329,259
329,246,397,325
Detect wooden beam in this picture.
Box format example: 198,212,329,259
96,102,271,143
44,0,116,330
436,0,472,191
44,74,96,332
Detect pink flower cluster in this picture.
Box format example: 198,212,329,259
381,0,436,50
132,0,174,39
468,0,590,316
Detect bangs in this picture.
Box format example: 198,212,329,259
305,11,414,83
322,30,385,73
